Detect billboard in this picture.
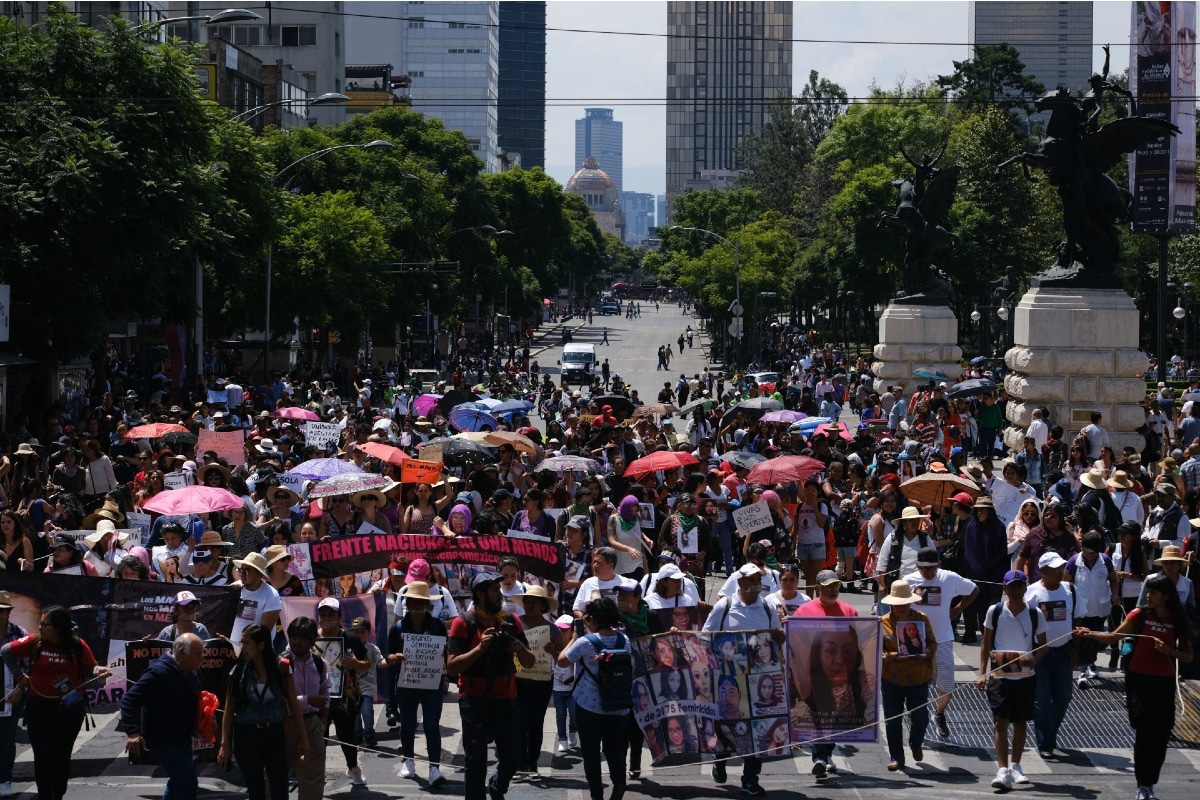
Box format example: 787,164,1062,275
1131,1,1198,232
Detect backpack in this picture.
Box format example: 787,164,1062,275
988,601,1041,645
576,632,633,712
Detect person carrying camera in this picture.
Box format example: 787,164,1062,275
448,571,537,800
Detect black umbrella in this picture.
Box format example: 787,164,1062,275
590,395,635,419
947,378,997,400
720,397,784,428
161,431,198,451
436,389,481,417
720,450,767,470
678,397,714,415
420,436,497,466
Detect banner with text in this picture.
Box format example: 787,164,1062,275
303,534,565,582
197,428,247,467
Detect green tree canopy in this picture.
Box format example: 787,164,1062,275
936,43,1046,124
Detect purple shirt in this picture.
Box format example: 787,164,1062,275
289,651,330,715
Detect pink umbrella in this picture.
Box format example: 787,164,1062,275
359,442,409,467
274,406,321,421
141,486,245,515
413,394,442,418
814,421,854,441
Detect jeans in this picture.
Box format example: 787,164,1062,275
517,679,555,767
0,702,21,783
553,689,578,741
357,696,375,739
153,743,198,800
26,695,85,800
398,687,444,764
881,681,930,763
459,694,521,800
810,741,835,765
1034,644,1074,752
233,722,288,800
717,518,735,573
576,706,628,800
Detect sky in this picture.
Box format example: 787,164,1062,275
543,1,1136,196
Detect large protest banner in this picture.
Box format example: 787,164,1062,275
301,533,565,582
197,428,247,467
784,617,880,745
125,637,239,702
630,630,790,766
0,572,238,707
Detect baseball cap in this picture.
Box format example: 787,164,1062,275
1081,531,1105,553
567,514,591,531
950,491,975,507
349,617,370,631
816,569,842,586
492,488,514,502
405,558,431,585
1038,552,1067,570
174,590,199,606
388,560,406,577
735,564,763,580
554,614,575,630
471,571,502,590
1003,569,1029,586
191,548,214,563
317,597,341,612
950,446,965,456
616,577,642,594
915,547,940,567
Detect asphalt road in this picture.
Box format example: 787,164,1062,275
25,305,1200,800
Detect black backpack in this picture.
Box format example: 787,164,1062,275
576,632,633,712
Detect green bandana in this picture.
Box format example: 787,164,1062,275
621,603,650,636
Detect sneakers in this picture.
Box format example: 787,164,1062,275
568,731,578,749
0,782,11,798
712,762,728,784
935,712,950,738
1135,789,1151,800
1010,763,1031,787
399,759,416,779
741,780,766,796
811,760,828,780
1038,749,1054,759
347,766,366,786
991,767,1013,791
557,739,569,754
428,766,446,788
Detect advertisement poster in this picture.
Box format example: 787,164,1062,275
1131,1,1198,232
784,617,881,744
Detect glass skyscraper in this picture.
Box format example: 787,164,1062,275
497,1,546,169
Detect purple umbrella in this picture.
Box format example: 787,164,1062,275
448,406,499,433
760,409,807,424
287,458,363,481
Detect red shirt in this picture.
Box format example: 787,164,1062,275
448,612,528,699
1127,608,1182,677
794,598,859,618
7,635,98,700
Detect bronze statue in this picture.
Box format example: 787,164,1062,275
995,75,1178,286
878,143,961,303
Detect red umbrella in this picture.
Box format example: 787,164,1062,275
814,422,854,442
124,423,189,440
624,450,699,479
744,455,825,486
274,407,321,421
141,486,244,515
359,441,410,467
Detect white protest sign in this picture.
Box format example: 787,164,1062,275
206,389,226,406
398,633,446,690
732,500,774,535
356,521,386,536
305,422,342,452
516,624,553,682
125,512,152,543
163,472,189,491
277,473,306,499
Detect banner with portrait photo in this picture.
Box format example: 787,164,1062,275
629,629,791,766
784,617,881,744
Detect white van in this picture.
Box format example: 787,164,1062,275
559,343,597,385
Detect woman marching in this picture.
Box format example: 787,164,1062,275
386,581,449,788
1,606,112,800
1076,574,1193,800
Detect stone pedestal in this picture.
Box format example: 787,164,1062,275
872,304,962,393
1002,287,1148,453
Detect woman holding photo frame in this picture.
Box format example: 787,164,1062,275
879,579,936,771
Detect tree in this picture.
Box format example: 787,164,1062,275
737,72,848,213
936,43,1045,123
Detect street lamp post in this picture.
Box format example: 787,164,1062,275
668,225,740,370
231,92,350,125
264,140,396,384
970,308,982,357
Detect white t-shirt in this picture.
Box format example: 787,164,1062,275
232,581,281,642
564,631,632,715
794,501,829,546
718,569,780,599
645,591,698,611
572,575,625,613
1023,583,1076,643
907,568,977,644
765,589,809,619
983,601,1047,679
702,595,781,634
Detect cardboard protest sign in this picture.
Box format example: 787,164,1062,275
398,633,446,690
301,534,565,582
401,458,443,484
305,422,342,452
197,428,246,467
516,625,554,682
732,501,773,535
277,472,306,499
125,512,152,544
421,442,444,465
785,617,880,744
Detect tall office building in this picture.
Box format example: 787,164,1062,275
665,2,792,213
348,2,501,172
968,2,1093,96
620,191,657,247
497,1,546,169
575,108,624,192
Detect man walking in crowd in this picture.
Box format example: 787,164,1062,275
1024,553,1078,759
121,633,204,800
979,570,1047,791
284,616,330,800
448,571,537,800
315,598,371,787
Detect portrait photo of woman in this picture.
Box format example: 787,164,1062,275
656,668,692,702
788,622,878,739
690,660,714,703
714,632,748,676
749,633,780,673
897,621,926,658
752,672,786,716
646,635,685,672
753,717,791,757
632,677,654,714
663,715,697,755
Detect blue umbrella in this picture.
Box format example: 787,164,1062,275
451,401,493,412
448,407,499,432
287,458,363,481
492,398,535,417
789,416,832,433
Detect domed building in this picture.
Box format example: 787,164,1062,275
565,156,626,239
